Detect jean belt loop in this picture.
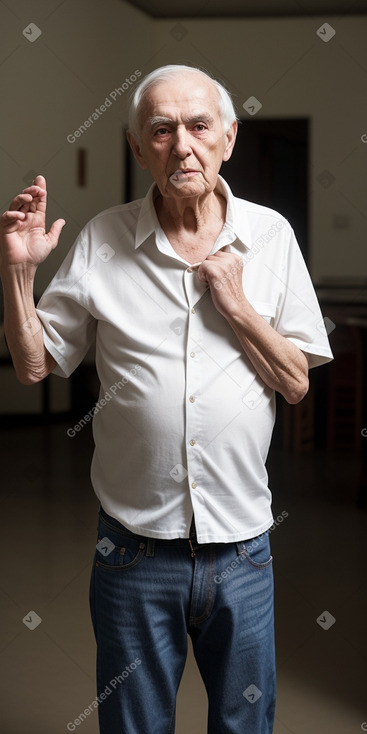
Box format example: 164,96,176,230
145,537,156,557
235,541,246,556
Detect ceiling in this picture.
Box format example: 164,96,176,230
124,0,367,18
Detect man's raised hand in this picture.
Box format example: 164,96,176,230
0,175,65,269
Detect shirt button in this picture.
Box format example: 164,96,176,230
189,395,195,403
189,439,196,446
187,267,193,273
191,482,197,489
190,351,195,358
191,307,195,314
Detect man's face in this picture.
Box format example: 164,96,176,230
127,73,237,200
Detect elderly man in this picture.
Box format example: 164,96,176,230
0,64,332,733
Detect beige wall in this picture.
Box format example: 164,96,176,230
1,4,366,295
0,0,152,296
151,15,367,281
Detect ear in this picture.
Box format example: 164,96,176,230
222,120,238,163
126,130,149,170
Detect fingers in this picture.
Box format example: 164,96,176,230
197,261,210,283
0,211,27,234
206,250,238,260
197,251,243,285
8,193,34,212
33,174,46,188
7,175,47,212
7,189,46,215
21,183,47,213
1,210,26,221
47,218,66,247
26,176,47,211
21,185,46,196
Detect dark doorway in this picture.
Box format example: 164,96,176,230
220,118,309,263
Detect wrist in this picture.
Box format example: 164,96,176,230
0,261,37,280
224,296,252,327
0,262,37,302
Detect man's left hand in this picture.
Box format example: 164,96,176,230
197,250,246,318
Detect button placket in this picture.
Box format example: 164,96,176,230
185,289,205,515
183,265,208,308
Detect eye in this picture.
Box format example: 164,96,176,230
193,124,206,132
154,127,170,136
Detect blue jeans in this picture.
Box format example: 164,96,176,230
89,506,276,733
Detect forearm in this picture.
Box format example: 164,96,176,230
1,264,56,384
227,302,309,404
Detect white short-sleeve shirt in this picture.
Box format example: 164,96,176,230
36,176,333,543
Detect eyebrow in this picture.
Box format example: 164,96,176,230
147,113,215,129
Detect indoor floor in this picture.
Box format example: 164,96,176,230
0,422,366,734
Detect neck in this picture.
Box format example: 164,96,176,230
155,189,225,236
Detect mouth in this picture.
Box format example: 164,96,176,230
169,170,200,187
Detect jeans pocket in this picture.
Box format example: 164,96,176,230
95,531,146,571
240,532,273,569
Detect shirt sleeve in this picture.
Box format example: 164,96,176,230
275,226,334,369
36,229,97,378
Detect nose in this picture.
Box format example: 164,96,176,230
172,126,192,158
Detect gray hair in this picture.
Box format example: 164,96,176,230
128,64,238,142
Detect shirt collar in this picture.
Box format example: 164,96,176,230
134,174,252,252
